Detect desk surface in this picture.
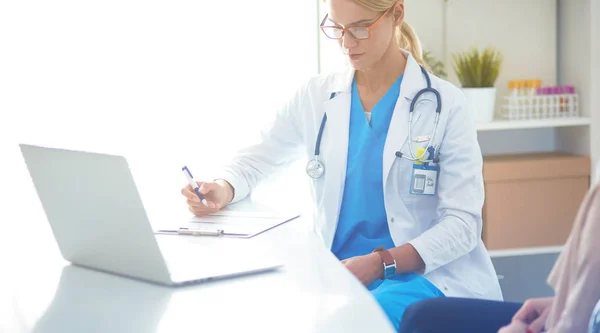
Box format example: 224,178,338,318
0,201,395,333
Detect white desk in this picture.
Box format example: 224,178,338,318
0,201,396,333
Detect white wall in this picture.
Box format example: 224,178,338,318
590,0,600,183
404,0,445,62
407,0,557,116
555,0,599,183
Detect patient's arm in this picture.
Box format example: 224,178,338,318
548,185,600,333
497,320,529,333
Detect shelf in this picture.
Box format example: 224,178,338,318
488,245,564,258
476,117,592,131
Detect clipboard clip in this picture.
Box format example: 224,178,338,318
155,227,224,237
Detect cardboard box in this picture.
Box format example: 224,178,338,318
482,152,590,250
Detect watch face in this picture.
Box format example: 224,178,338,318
384,265,396,279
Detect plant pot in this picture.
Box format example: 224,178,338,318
462,87,497,123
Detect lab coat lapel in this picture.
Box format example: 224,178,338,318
383,52,426,186
319,68,353,247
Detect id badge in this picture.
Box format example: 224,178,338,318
410,163,439,196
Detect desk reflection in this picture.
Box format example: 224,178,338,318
31,265,172,333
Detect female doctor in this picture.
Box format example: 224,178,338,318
182,0,502,329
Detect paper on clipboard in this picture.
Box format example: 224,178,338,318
180,210,300,238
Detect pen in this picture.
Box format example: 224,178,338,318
156,228,224,236
182,165,207,206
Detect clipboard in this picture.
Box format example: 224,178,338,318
156,211,300,238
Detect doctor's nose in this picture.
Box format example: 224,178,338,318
341,33,358,50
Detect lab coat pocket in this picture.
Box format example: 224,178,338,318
410,123,436,149
389,155,416,199
390,159,439,230
395,118,435,164
393,149,437,200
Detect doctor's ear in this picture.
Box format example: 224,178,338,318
392,1,404,25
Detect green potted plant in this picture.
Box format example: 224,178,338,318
451,46,503,122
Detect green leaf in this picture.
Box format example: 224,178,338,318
451,46,503,88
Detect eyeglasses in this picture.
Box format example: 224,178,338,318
320,7,391,40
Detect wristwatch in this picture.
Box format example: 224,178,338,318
373,246,397,279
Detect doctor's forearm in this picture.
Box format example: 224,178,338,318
388,243,425,274
408,214,479,274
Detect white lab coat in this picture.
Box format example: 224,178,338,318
218,50,503,300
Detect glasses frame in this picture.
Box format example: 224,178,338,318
320,7,392,40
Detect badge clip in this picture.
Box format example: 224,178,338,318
412,135,431,143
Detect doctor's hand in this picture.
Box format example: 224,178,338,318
181,179,234,217
341,253,383,287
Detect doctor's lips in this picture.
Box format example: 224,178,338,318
348,53,364,60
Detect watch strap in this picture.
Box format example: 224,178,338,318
373,246,394,265
373,246,396,279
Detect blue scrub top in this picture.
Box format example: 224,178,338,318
331,74,402,261
331,74,444,331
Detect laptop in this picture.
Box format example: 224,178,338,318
19,144,282,286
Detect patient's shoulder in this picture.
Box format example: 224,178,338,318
585,183,600,217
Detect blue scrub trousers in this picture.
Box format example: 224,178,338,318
370,275,445,331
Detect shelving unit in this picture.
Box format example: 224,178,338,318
464,0,598,184
476,117,592,132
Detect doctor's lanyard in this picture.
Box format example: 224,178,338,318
306,66,441,180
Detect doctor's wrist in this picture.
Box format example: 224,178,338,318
367,253,385,280
215,179,235,205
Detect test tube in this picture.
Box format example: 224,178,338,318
507,80,518,119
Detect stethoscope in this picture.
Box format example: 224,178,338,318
306,66,441,179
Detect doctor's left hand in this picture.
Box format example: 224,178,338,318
342,253,384,286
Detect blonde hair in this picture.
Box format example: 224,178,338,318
352,0,428,69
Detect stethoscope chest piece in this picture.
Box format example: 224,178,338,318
306,158,325,179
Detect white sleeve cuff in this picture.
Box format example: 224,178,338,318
215,169,250,204
409,237,437,275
